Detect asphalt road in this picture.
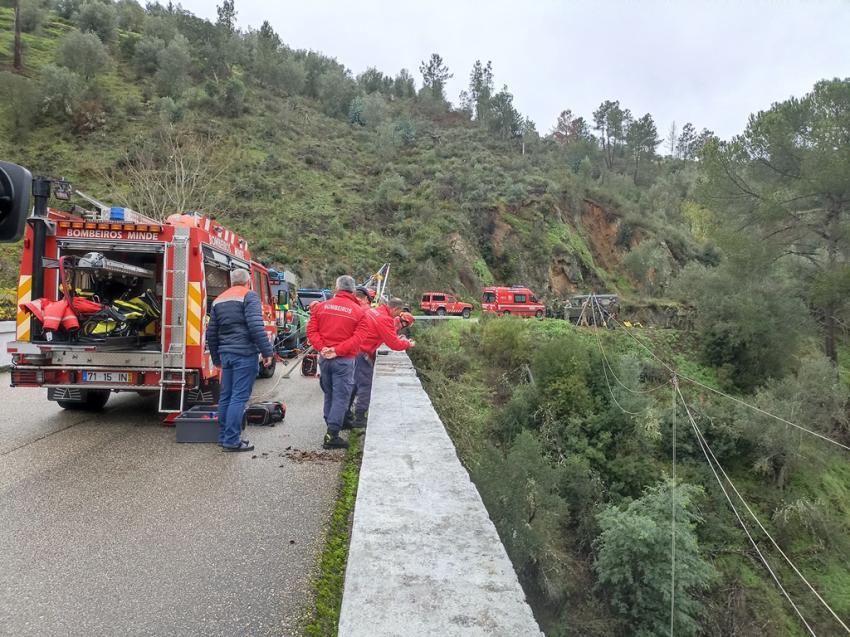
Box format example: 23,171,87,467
0,363,343,637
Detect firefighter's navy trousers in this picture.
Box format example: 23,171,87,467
319,357,355,433
352,353,375,416
218,352,259,448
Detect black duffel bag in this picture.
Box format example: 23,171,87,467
243,401,286,427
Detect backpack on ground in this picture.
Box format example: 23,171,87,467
243,401,286,427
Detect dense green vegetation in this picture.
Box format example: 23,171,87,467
412,319,850,636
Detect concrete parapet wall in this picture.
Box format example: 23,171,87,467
339,350,542,637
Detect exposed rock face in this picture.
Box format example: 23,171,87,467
548,255,584,296
447,232,479,291
491,214,512,258
580,200,625,273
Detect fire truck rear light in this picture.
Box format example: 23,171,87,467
149,225,162,233
137,225,149,232
72,222,84,229
110,224,122,230
123,224,135,231
59,221,71,228
7,347,16,353
84,222,96,229
11,369,43,385
97,223,110,230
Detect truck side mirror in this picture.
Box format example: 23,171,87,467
277,289,289,308
0,161,32,243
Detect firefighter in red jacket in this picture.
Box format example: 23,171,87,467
306,275,371,449
346,297,415,429
354,285,374,308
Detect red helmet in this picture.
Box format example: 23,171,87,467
399,312,415,327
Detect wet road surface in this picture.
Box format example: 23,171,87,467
0,364,343,636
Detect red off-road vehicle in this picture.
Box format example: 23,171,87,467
420,292,473,318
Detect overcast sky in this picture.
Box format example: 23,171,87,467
179,0,850,141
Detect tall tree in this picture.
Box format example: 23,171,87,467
700,79,850,363
463,59,493,124
676,122,697,159
418,53,452,101
357,67,386,94
488,85,522,140
552,109,591,145
593,100,631,170
393,69,415,99
626,113,659,184
216,0,236,33
667,120,678,157
595,481,716,636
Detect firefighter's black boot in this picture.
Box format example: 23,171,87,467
352,410,368,429
323,430,349,450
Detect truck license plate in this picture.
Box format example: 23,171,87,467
82,371,135,384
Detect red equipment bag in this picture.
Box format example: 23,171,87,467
301,353,318,376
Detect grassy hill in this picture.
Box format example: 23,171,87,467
0,3,705,304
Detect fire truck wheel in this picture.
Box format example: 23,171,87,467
57,389,110,411
535,310,544,319
462,308,471,319
502,310,510,316
436,307,446,316
258,356,276,379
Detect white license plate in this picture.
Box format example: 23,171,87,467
82,371,136,384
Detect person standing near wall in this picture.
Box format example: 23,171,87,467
206,268,274,453
306,275,370,449
347,298,415,429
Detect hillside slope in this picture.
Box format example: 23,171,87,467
0,5,703,301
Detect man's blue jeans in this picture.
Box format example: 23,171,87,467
218,352,259,448
319,357,355,434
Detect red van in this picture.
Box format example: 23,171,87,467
420,292,473,318
481,286,545,318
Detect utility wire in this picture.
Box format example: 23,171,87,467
670,377,677,637
587,297,848,632
601,308,850,453
674,383,818,637
589,296,667,395
676,383,850,634
592,297,647,416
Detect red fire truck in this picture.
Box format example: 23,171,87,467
481,286,546,318
8,194,277,413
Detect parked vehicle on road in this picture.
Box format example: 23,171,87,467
297,287,332,310
420,292,473,318
481,286,546,318
8,180,277,413
564,294,619,324
269,269,307,357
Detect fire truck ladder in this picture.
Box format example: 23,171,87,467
158,230,190,413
